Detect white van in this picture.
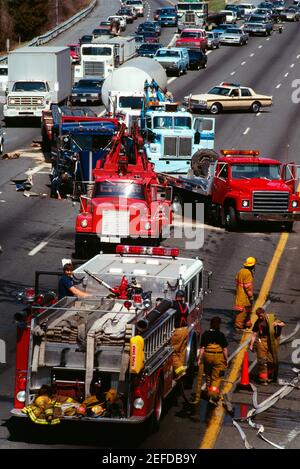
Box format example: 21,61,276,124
219,9,237,23
238,3,257,17
0,64,8,92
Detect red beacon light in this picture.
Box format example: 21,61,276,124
221,149,260,157
116,245,179,257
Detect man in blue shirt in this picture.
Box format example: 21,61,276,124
58,263,90,299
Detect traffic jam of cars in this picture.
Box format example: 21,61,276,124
2,0,300,453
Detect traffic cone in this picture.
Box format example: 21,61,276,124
237,351,252,390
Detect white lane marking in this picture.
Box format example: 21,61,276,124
243,127,250,135
256,112,261,116
25,163,48,176
284,73,289,77
241,61,246,65
250,53,255,57
0,200,6,203
28,241,49,256
230,71,236,75
276,83,281,89
206,50,211,55
258,45,263,48
266,38,270,41
167,77,177,84
291,63,295,68
167,33,177,48
297,54,300,59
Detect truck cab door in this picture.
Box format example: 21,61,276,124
281,162,300,193
212,162,229,204
193,117,215,149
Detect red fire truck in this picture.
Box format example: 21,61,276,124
12,246,208,430
75,124,173,258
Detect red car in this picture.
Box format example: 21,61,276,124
175,28,208,50
67,43,80,63
141,31,159,43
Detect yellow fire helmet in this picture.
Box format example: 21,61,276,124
106,388,117,403
244,257,256,267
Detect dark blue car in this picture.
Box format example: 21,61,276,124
159,7,177,26
71,79,104,105
137,43,163,57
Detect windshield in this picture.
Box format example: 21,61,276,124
208,86,231,96
94,181,145,199
76,80,102,88
178,4,204,10
156,50,179,57
118,96,143,109
161,8,176,14
13,81,47,92
72,135,112,151
181,31,201,38
226,28,241,34
153,116,191,129
82,46,112,56
231,164,281,180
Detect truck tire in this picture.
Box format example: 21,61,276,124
225,205,238,231
210,102,222,114
191,149,219,177
250,101,261,113
284,221,294,232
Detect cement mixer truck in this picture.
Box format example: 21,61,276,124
101,57,169,128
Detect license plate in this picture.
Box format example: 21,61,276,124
80,98,87,102
100,236,121,243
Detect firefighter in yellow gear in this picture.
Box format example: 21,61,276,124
234,257,256,330
249,307,286,385
171,290,189,380
198,316,228,404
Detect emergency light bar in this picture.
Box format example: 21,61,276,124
221,150,260,157
116,245,179,257
220,82,240,87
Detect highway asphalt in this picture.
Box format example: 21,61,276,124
0,0,300,450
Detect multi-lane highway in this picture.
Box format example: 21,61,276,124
1,0,300,450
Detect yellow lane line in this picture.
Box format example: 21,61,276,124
199,231,290,449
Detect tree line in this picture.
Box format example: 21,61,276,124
0,0,90,51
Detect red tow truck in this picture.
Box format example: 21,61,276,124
159,149,300,231
75,124,173,258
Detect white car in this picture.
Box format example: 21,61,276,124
107,15,127,31
123,0,144,17
219,9,237,23
0,64,8,92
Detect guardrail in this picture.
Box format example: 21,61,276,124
0,0,97,64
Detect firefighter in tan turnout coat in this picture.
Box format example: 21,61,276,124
234,257,256,330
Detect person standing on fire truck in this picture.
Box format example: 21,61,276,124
171,290,189,380
58,263,90,299
199,316,228,405
234,257,256,330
